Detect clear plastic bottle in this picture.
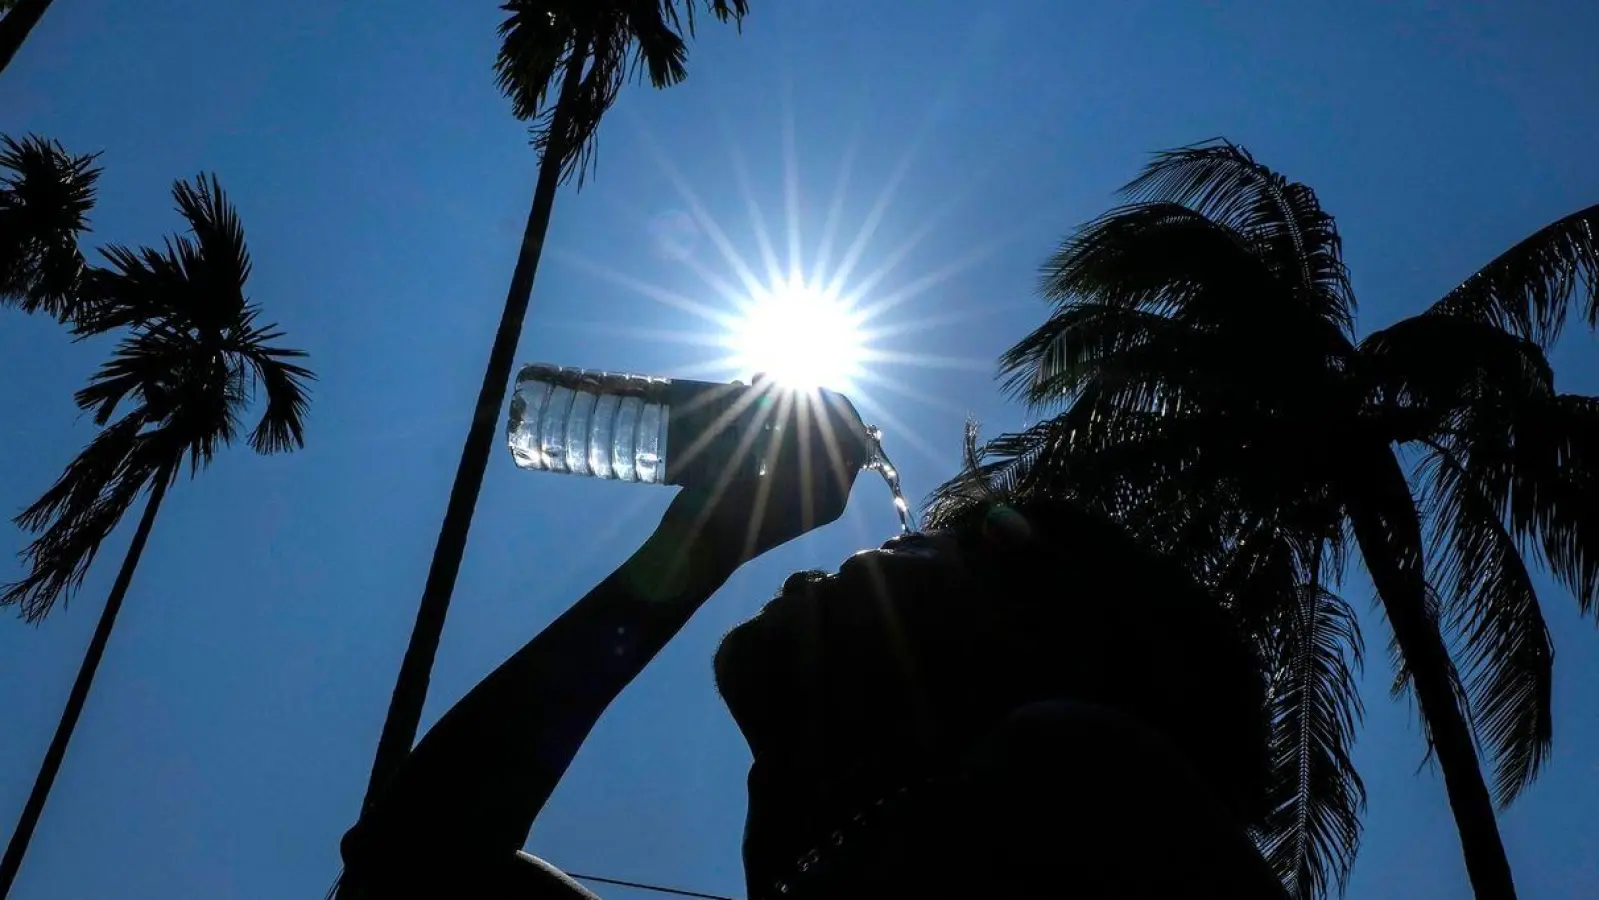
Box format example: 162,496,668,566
506,363,875,491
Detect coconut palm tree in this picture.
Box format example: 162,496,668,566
0,174,312,899
360,0,750,818
0,0,56,78
932,141,1598,900
1,133,100,321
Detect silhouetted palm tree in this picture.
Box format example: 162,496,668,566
0,0,56,77
360,0,750,817
1,133,100,321
0,174,312,899
931,141,1598,900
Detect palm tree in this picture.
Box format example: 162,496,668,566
1,133,100,321
359,0,750,819
932,141,1598,900
0,0,56,78
0,174,312,899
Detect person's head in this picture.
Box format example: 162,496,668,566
714,489,1271,894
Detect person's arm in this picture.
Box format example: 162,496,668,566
351,513,740,861
342,421,863,884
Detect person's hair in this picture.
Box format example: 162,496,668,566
918,453,1273,825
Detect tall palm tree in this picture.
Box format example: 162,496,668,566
933,142,1598,900
359,0,750,819
0,174,312,899
1,133,100,321
0,0,56,78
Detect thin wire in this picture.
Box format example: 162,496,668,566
566,871,737,900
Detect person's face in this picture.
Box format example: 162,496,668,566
714,530,981,754
714,530,1012,887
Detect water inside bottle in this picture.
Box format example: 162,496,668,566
507,366,668,484
863,425,916,533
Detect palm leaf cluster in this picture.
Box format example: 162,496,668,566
3,174,312,621
494,0,748,183
929,141,1599,899
0,134,101,320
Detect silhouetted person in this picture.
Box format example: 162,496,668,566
339,447,1286,899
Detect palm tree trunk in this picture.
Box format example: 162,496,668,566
0,472,169,900
0,0,56,77
1347,450,1517,900
358,36,593,816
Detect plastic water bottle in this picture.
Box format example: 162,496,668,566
506,363,875,491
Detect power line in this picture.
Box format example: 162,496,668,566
566,871,736,900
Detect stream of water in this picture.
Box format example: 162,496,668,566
863,425,916,533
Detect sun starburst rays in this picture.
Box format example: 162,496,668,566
549,112,999,483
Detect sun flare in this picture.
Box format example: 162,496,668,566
724,276,867,392
557,116,1002,483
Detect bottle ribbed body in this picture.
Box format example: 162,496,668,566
506,363,871,491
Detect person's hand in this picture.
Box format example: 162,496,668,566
656,385,868,570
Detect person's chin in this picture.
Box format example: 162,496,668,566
713,611,799,756
714,571,837,753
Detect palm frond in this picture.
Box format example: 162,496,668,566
923,411,1174,531
931,401,1313,561
1254,580,1365,900
1469,393,1599,614
228,314,314,454
1426,204,1599,347
1519,395,1599,610
921,419,996,525
172,173,251,321
13,414,147,535
1002,300,1218,409
1119,139,1355,334
0,133,102,320
1011,204,1265,407
72,244,180,334
1359,312,1554,442
3,432,169,621
1417,445,1553,806
72,322,195,423
674,0,751,32
617,6,687,89
1035,202,1269,312
494,2,580,122
1012,197,1356,439
1370,312,1599,614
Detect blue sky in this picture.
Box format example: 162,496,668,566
2,1,1597,897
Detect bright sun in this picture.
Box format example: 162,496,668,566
725,276,867,391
